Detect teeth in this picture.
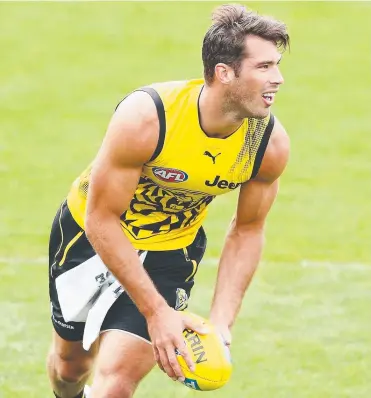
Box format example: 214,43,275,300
262,92,275,101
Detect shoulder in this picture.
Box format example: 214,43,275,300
88,90,162,169
149,78,203,109
114,90,159,132
253,116,290,182
107,90,160,164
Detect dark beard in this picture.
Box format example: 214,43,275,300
223,86,267,120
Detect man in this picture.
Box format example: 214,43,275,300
47,4,290,398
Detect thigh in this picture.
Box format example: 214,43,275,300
101,227,207,342
91,330,155,396
49,201,96,341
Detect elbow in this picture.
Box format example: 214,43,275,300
231,226,266,248
234,227,266,244
85,212,107,249
85,209,105,242
85,209,121,243
227,222,266,248
85,213,98,243
229,217,266,238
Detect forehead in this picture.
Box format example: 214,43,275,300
243,35,281,63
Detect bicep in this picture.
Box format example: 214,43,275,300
88,156,143,219
86,92,159,220
235,178,279,229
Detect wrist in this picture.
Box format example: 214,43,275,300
210,309,234,329
141,296,169,319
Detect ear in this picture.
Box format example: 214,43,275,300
214,63,235,84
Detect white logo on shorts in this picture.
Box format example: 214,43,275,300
52,314,75,330
175,288,188,311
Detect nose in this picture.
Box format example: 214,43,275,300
271,66,284,85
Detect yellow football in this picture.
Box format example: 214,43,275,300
176,314,232,391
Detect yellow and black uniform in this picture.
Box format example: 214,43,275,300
49,79,274,342
67,79,273,251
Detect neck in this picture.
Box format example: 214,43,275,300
198,85,244,139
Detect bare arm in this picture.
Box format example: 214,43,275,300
85,91,203,380
85,91,166,317
209,118,290,339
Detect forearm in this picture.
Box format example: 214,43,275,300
210,223,265,328
85,214,168,318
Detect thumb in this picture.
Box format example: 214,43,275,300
183,315,209,335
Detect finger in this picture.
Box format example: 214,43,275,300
158,346,177,381
166,343,186,382
176,341,195,373
153,346,165,373
183,317,209,335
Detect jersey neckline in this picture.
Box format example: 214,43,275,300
196,84,245,142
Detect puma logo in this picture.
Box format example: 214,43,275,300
203,151,221,164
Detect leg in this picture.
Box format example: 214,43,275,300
48,201,99,397
47,331,99,398
90,330,155,398
89,227,207,397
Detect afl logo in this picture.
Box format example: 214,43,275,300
153,167,188,183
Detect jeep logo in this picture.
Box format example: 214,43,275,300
205,175,241,189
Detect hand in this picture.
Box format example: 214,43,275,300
147,306,208,382
211,321,232,347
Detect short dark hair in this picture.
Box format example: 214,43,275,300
202,4,290,84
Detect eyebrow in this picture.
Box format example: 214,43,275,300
256,56,282,66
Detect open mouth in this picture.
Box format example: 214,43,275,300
262,92,276,106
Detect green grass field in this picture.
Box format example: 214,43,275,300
1,2,370,397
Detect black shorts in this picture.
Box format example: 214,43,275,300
49,201,207,342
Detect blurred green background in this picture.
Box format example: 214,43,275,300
0,2,370,397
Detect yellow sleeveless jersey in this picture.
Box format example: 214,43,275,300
67,79,274,250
